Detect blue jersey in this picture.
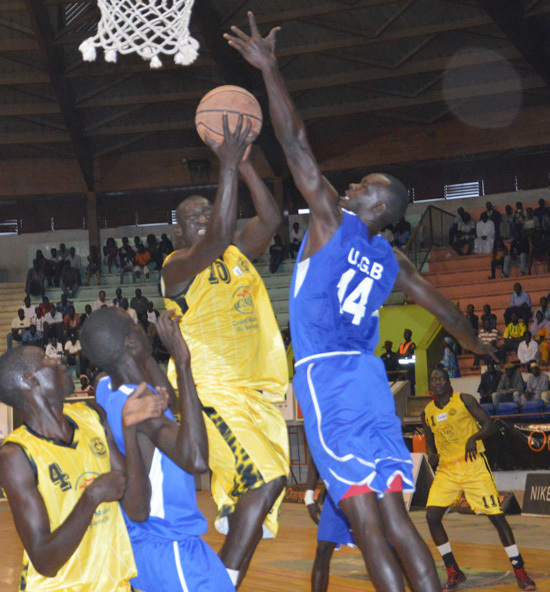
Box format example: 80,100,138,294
95,377,208,540
289,210,399,362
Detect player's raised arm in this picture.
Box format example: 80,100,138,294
394,249,498,360
235,158,281,260
0,443,126,577
225,12,340,238
162,113,252,298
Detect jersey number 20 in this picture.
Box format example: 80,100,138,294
337,269,373,325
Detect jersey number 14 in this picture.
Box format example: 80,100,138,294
337,269,374,325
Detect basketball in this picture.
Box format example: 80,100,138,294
195,85,263,146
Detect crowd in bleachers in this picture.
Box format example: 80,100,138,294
25,233,174,298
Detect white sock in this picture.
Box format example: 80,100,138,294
437,542,453,557
505,544,520,558
226,568,239,586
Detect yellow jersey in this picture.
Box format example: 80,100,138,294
424,393,484,465
161,245,288,400
3,402,136,592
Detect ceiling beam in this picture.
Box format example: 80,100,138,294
23,0,95,190
475,0,550,85
0,130,69,143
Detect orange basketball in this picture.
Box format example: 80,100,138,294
195,85,263,146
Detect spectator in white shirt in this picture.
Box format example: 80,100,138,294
22,296,34,319
44,305,64,343
146,301,159,325
45,336,63,360
92,290,112,311
30,307,46,334
7,309,30,349
64,333,83,376
121,298,138,323
524,363,550,406
517,331,539,366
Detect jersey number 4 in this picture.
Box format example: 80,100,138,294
48,463,72,492
337,269,373,325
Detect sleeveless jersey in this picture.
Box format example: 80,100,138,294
3,402,136,592
95,377,208,540
160,245,287,398
290,211,399,361
424,393,485,464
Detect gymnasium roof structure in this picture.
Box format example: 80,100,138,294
1,0,550,194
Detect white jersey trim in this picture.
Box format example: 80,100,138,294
172,541,190,592
149,448,165,519
295,350,361,367
293,257,309,297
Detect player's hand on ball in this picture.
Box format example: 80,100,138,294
206,112,252,167
87,470,128,504
156,310,190,365
122,382,166,427
225,11,280,71
306,500,321,525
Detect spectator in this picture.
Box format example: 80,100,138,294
542,207,550,234
440,336,460,378
504,282,532,326
56,293,73,318
25,260,45,298
524,363,550,406
37,295,50,316
46,247,61,288
63,306,81,339
60,260,80,298
21,296,34,319
269,234,286,273
58,242,69,262
121,298,138,323
534,198,546,223
380,224,394,245
33,249,47,274
535,296,550,322
146,301,159,325
451,211,475,256
133,236,142,253
64,333,83,376
503,229,529,277
44,304,64,343
289,222,304,259
474,211,495,254
30,307,45,335
80,303,93,326
22,324,44,348
517,331,538,366
393,219,411,249
487,238,508,280
159,233,174,261
92,290,110,311
500,313,527,362
380,340,398,376
448,207,465,245
492,363,525,407
103,237,119,273
112,287,124,307
484,201,501,239
85,244,102,286
67,246,82,272
146,234,162,270
44,337,63,363
523,207,540,237
477,361,502,404
7,309,30,349
527,228,550,275
398,328,416,395
472,319,499,370
73,374,95,398
130,288,148,317
481,304,497,329
119,236,136,283
531,309,550,336
465,304,478,335
513,201,526,232
499,204,514,240
532,311,550,363
134,243,151,282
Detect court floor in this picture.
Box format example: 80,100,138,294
1,492,549,591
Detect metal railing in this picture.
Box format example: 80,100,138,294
402,205,456,274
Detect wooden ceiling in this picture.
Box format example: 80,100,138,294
1,0,550,193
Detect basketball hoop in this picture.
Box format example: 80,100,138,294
79,0,199,69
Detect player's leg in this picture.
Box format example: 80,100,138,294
339,492,407,592
311,541,336,592
378,491,441,592
218,475,287,584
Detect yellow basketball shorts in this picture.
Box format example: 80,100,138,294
167,366,289,538
427,453,502,515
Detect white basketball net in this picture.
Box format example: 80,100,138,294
79,0,199,69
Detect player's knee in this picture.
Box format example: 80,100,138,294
267,474,287,494
315,541,336,561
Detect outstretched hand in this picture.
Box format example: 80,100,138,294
224,11,280,71
204,112,252,167
470,340,499,363
122,382,169,428
155,310,190,364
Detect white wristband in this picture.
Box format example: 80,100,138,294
304,489,315,505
